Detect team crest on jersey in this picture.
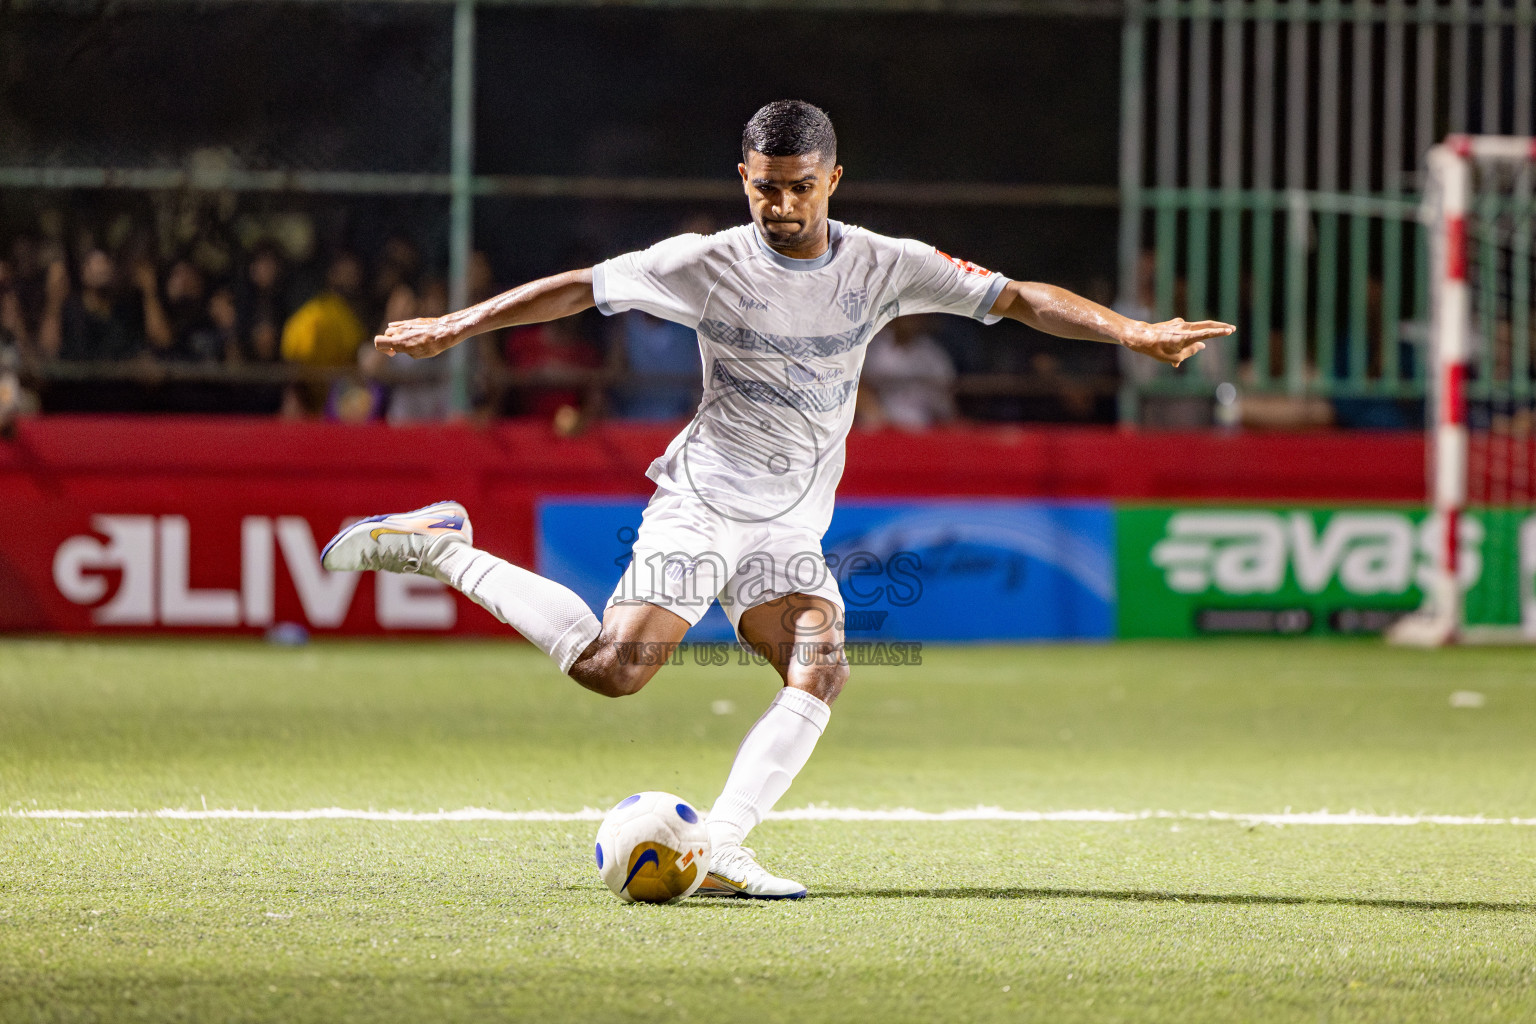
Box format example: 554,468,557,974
837,287,869,323
937,250,992,276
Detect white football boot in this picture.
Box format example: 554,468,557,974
320,500,472,575
694,844,808,900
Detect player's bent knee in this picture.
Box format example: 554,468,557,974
603,660,656,698
791,660,849,705
575,665,651,699
569,642,660,698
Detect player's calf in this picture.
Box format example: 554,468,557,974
699,593,844,875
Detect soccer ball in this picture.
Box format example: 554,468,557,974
594,791,711,904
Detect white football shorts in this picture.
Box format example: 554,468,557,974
606,487,845,636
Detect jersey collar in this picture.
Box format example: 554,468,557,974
750,219,845,272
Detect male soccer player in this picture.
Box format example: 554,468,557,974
322,100,1233,898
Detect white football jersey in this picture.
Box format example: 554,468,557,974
593,220,1008,533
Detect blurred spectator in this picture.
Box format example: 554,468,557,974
1114,249,1156,326
467,250,496,305
371,236,422,323
326,375,386,423
609,312,700,420
1113,249,1162,416
502,314,601,423
235,242,289,364
0,361,26,436
159,279,245,414
281,252,369,416
39,250,143,361
0,341,40,435
390,277,451,423
604,216,706,419
1028,351,1099,421
280,252,367,367
1238,394,1335,430
189,287,240,365
858,315,955,431
463,250,501,415
1236,335,1335,429
6,235,46,351
0,261,40,432
376,279,419,338
210,284,284,414
1116,250,1220,427
160,259,217,361
0,259,29,354
1330,278,1420,429
360,278,450,424
133,258,177,356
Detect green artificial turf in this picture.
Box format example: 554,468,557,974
2,638,1534,1022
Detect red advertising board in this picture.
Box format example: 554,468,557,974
0,417,1424,635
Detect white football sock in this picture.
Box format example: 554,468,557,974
706,687,832,848
429,544,601,674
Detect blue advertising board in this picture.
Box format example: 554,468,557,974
536,498,1115,642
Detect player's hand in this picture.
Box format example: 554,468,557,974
375,317,460,359
1120,317,1234,367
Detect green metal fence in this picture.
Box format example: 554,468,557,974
1117,0,1536,423
9,0,1533,425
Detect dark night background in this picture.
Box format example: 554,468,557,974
0,5,1121,280
0,4,1127,418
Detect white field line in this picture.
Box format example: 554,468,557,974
5,806,1536,826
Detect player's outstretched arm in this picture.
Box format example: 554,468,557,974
988,280,1234,368
375,268,595,359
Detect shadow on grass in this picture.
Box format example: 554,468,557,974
812,886,1536,913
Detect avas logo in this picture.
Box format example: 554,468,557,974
52,515,454,629
1149,511,1482,596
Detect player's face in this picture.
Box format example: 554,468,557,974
738,151,843,255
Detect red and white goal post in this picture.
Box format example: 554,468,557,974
1391,135,1536,646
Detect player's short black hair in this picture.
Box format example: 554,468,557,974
741,100,837,166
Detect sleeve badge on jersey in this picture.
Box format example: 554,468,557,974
936,250,992,276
